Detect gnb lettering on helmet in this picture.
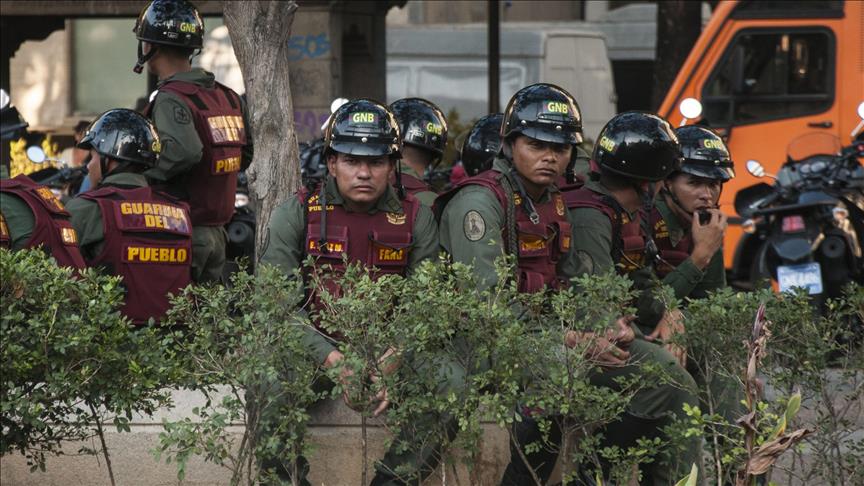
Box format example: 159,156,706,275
599,136,616,152
545,101,569,114
351,112,377,124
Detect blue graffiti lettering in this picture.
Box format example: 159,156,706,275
287,33,331,61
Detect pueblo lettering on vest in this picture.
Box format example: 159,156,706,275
214,156,241,174
118,201,191,234
35,187,66,212
60,226,78,245
207,115,245,143
0,213,9,240
308,239,345,254
124,245,189,264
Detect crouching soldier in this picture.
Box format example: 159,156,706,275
67,109,192,325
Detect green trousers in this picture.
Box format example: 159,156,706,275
191,225,227,283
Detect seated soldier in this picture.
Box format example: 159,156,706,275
260,99,457,486
66,109,192,325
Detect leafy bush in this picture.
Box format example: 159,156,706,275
1,248,176,484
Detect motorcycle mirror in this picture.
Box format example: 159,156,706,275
0,89,9,110
746,159,766,178
26,145,47,164
858,101,864,120
678,98,703,126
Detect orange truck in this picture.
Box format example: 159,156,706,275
658,0,864,286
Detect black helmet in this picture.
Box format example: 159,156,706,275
389,98,448,158
1,105,28,141
460,113,503,176
323,99,401,158
673,126,735,181
593,112,682,182
78,109,161,167
134,0,204,49
300,138,328,187
501,83,582,145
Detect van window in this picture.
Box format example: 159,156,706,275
702,29,834,127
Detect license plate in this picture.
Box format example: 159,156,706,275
777,262,823,295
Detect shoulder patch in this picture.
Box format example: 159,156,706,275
463,210,486,242
174,106,191,125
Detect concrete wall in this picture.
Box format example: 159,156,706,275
0,389,512,485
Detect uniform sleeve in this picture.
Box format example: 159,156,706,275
146,92,204,182
65,196,105,263
0,193,35,251
569,207,616,276
408,204,439,271
259,197,338,364
688,249,726,299
439,185,505,291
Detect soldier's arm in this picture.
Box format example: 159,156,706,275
439,185,505,291
65,196,105,263
569,207,616,276
259,197,337,364
408,204,439,271
0,193,34,250
146,93,204,182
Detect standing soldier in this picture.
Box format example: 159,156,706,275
459,113,503,177
389,97,448,205
260,99,458,485
1,102,85,270
134,0,252,283
562,111,701,484
66,109,192,326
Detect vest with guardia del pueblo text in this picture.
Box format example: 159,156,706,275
298,186,420,338
437,170,572,293
145,80,246,226
560,181,647,275
80,186,191,325
0,175,86,269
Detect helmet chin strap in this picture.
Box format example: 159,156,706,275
395,159,406,199
635,180,660,266
133,41,158,74
501,141,540,224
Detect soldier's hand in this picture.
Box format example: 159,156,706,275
566,330,630,368
323,350,363,410
646,309,687,367
369,374,390,417
690,208,727,269
605,315,636,350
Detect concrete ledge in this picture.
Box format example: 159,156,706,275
0,388,512,485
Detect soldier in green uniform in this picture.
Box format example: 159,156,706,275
437,85,700,485
260,99,459,485
66,109,192,325
133,0,252,283
638,126,742,434
389,98,448,205
1,101,34,248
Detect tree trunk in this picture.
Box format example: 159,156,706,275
224,1,301,259
652,0,703,110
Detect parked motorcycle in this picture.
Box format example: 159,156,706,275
734,125,864,309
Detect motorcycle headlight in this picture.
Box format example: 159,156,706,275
742,218,758,234
235,193,249,208
832,206,849,223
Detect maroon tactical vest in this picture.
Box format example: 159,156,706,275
651,206,692,278
438,170,572,293
0,175,86,269
145,80,246,226
299,186,420,337
400,173,432,197
80,186,192,325
560,182,647,275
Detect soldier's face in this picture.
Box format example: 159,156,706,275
87,150,103,187
511,135,571,188
327,153,394,207
666,173,722,213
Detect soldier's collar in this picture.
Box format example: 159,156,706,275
656,197,686,246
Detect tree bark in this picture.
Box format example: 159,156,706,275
224,1,301,259
652,0,703,110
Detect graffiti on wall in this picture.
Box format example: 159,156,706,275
288,34,331,61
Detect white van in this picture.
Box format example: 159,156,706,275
387,22,617,141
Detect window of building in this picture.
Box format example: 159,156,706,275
702,28,834,127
